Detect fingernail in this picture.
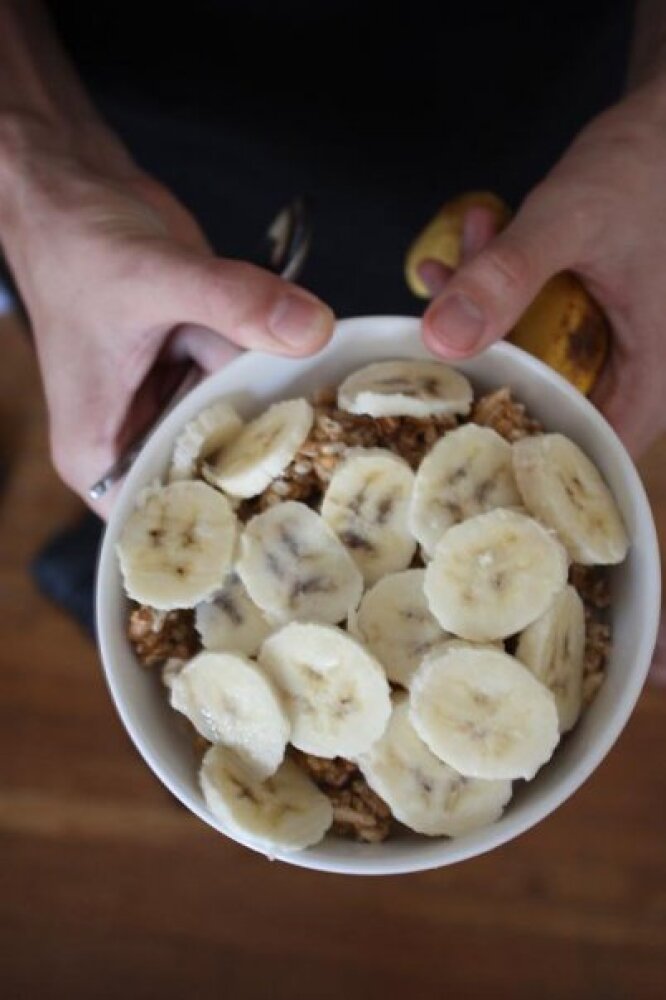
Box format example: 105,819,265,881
417,259,452,297
429,293,485,351
269,292,330,348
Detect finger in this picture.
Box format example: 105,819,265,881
461,205,502,261
590,343,657,457
166,323,242,372
423,183,599,359
416,259,453,297
164,253,336,357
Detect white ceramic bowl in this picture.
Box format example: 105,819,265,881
96,316,661,875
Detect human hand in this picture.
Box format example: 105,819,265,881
0,119,334,516
420,77,666,459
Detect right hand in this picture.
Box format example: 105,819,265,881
0,119,335,516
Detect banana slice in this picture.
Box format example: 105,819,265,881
170,651,289,778
168,401,243,483
424,508,568,641
259,623,391,758
512,433,629,565
409,645,560,780
338,360,472,418
200,747,333,853
204,398,313,498
351,569,450,686
237,501,363,625
195,571,272,656
410,424,521,556
321,449,416,585
357,695,512,837
515,585,585,733
117,481,238,609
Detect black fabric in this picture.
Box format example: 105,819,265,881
32,2,634,632
31,513,103,637
45,2,634,314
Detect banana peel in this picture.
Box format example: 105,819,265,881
405,192,608,395
406,192,511,298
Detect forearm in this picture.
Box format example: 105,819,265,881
0,1,135,237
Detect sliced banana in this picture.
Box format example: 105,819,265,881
204,398,313,498
351,569,450,686
237,501,363,625
200,747,333,854
338,360,472,418
357,695,512,837
515,584,585,733
161,657,187,690
195,571,272,656
168,401,243,483
410,424,521,556
424,508,568,641
512,433,629,565
170,651,289,778
117,481,238,609
321,448,416,586
259,623,391,758
409,645,560,780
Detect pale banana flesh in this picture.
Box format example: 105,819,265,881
424,508,569,641
357,695,512,837
512,433,629,565
170,651,290,779
409,644,560,781
516,584,586,733
321,448,416,586
259,622,392,759
200,747,333,854
351,569,450,687
117,480,238,610
237,501,364,625
195,570,272,657
409,424,521,556
338,359,473,418
168,401,243,483
204,398,313,498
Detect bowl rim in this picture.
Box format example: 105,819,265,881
96,315,662,875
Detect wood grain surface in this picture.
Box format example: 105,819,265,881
1,313,664,1000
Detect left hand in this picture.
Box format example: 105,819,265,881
421,76,666,459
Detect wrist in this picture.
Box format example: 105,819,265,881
0,109,136,222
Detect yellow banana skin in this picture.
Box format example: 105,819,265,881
405,192,609,395
405,192,511,298
507,272,608,395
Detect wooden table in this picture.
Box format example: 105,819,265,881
1,314,664,999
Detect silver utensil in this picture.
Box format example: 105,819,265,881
88,197,312,502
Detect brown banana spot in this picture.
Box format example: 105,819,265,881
279,525,302,558
376,492,396,524
215,591,244,627
565,312,607,367
339,529,374,552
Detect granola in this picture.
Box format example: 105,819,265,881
471,387,542,441
128,605,200,667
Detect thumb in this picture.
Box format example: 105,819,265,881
422,184,597,359
159,251,335,365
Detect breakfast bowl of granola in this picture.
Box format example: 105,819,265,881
96,315,661,875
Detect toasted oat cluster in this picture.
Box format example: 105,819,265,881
292,750,392,842
471,387,542,442
128,606,200,666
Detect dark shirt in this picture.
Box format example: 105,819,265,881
45,2,634,314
